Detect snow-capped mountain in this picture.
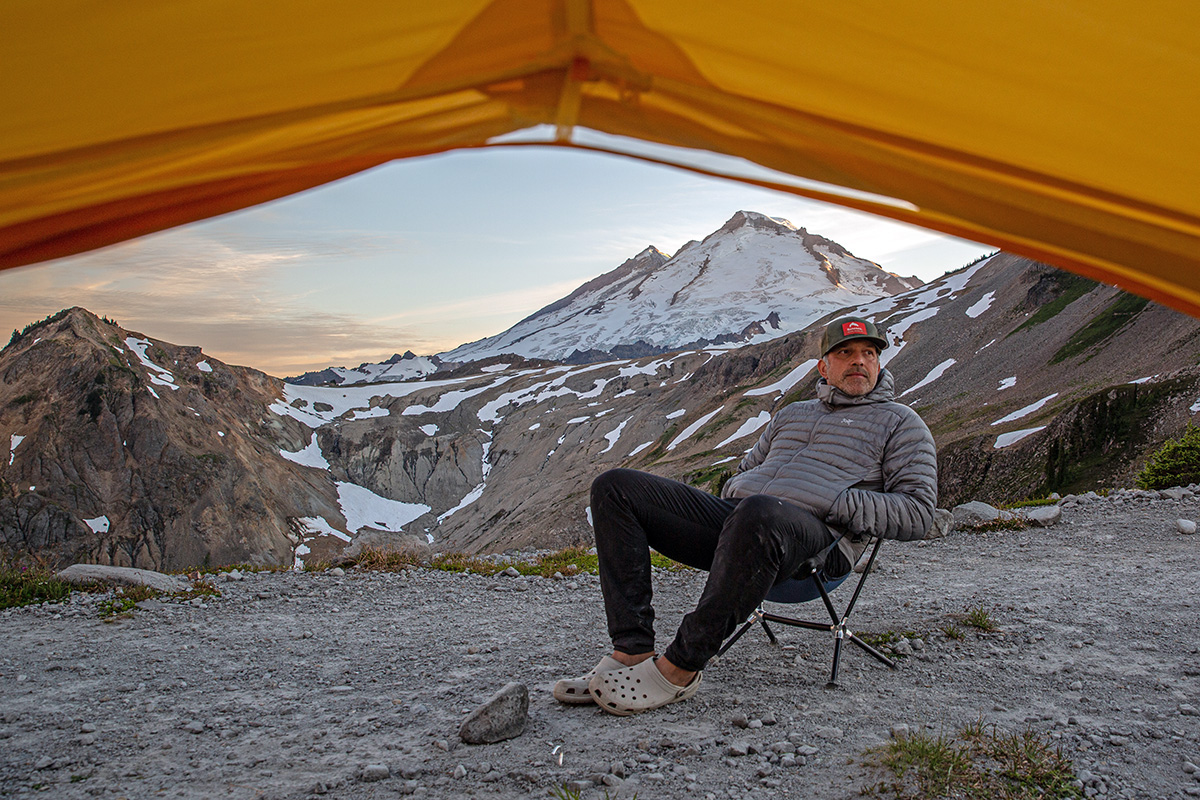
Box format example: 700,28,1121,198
441,211,921,363
288,351,443,386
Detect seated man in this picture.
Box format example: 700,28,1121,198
553,316,938,715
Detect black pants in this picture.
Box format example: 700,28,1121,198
591,468,849,672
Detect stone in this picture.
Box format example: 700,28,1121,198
453,764,467,780
727,741,750,757
924,508,952,539
1178,519,1197,535
360,764,389,782
1026,505,1063,527
501,566,521,577
952,501,1000,528
890,724,910,740
55,564,188,593
732,713,749,728
458,682,528,744
1161,487,1192,500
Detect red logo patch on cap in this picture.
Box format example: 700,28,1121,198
842,321,868,336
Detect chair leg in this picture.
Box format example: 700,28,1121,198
717,608,763,657
759,617,778,645
826,629,846,689
847,632,897,669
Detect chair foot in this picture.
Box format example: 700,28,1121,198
824,680,839,690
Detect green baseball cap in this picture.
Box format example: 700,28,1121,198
820,316,888,355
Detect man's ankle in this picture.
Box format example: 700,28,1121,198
611,651,655,667
655,655,697,687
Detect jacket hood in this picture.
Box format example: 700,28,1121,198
816,368,896,407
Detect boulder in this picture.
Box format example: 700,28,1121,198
1177,518,1197,535
1024,505,1063,527
951,501,1000,528
55,564,188,593
458,683,528,744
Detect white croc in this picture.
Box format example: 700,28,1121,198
588,657,702,716
552,655,625,704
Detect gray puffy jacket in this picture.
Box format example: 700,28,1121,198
721,369,937,565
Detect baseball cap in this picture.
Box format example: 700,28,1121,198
820,316,888,355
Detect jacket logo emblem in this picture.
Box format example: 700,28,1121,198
841,418,854,425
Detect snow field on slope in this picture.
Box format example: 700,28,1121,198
991,393,1059,426
716,411,770,448
8,433,23,465
994,426,1047,449
280,436,330,470
336,482,430,535
667,406,724,451
899,358,957,398
745,359,818,397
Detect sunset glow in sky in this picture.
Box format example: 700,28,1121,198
0,145,992,377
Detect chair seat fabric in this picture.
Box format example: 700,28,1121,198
765,573,849,604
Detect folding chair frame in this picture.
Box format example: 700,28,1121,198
716,535,897,688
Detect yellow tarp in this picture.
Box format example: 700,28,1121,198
2,1,1198,314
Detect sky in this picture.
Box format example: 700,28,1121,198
0,142,993,377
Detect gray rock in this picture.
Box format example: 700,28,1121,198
890,724,910,740
1161,487,1192,500
727,741,749,757
453,764,467,779
360,764,389,782
952,501,1000,528
924,508,953,539
501,566,521,577
1026,505,1063,527
458,682,528,744
1178,519,1198,535
55,564,188,593
732,712,749,728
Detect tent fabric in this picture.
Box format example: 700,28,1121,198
2,0,1199,315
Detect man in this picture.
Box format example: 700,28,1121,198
553,316,938,716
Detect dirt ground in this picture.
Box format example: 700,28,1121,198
2,492,1198,800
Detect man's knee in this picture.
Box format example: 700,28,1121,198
591,467,640,505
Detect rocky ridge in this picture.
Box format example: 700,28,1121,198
7,251,1200,570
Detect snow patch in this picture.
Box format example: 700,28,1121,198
966,292,995,318
601,416,634,454
84,516,110,534
420,424,439,436
716,411,771,448
196,361,212,373
667,406,724,451
900,359,956,397
745,359,818,397
629,441,654,457
125,337,179,390
8,434,24,465
280,436,330,470
991,393,1059,426
666,408,687,419
994,427,1047,449
336,483,429,534
349,406,390,420
997,377,1017,391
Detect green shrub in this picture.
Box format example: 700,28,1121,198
1136,423,1200,490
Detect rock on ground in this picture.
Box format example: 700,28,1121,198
54,563,189,592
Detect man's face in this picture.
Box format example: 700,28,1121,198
818,339,881,397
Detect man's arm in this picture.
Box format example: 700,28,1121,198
825,409,937,541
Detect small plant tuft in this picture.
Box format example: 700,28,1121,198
941,624,965,641
964,605,998,632
0,559,75,609
867,722,1081,799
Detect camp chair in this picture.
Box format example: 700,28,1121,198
715,535,896,688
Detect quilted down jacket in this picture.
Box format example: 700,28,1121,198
721,368,938,565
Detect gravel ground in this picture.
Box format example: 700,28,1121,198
2,492,1199,800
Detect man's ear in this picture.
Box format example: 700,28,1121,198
816,358,828,379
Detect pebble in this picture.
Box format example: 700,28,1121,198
360,764,389,782
328,567,345,577
727,741,749,757
453,764,467,779
732,713,749,728
458,682,528,744
1178,519,1197,535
